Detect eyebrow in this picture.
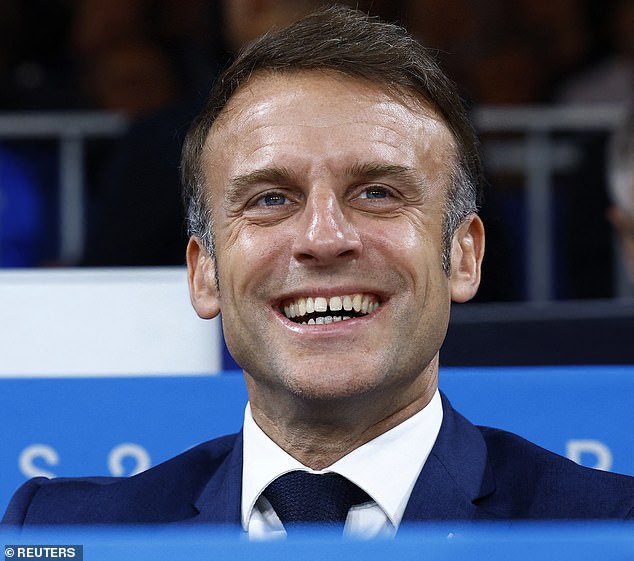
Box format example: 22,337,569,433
225,166,299,206
344,162,421,184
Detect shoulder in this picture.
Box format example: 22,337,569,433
1,433,241,526
477,426,634,519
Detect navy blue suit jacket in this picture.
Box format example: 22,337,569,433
3,395,634,526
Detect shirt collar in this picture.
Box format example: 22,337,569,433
241,389,443,530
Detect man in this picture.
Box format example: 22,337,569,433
607,108,634,287
3,6,634,535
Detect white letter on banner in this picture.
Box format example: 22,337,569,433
566,439,613,471
19,444,59,478
108,443,151,476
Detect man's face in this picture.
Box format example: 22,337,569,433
188,71,483,417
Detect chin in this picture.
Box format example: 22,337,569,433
282,364,386,402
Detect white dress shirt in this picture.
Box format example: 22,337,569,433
242,389,443,539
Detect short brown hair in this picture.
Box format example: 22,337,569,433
181,4,482,273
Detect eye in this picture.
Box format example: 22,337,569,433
359,186,390,200
348,183,404,214
256,192,289,206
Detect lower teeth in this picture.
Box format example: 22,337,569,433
303,315,351,325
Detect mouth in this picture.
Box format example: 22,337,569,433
280,293,381,324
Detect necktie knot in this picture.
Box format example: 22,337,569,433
263,471,371,531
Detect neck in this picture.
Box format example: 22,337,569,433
246,362,438,470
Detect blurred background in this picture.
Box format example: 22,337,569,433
1,0,633,303
1,1,633,507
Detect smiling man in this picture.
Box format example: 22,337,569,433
3,5,634,534
186,71,477,467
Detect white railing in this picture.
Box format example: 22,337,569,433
0,112,128,264
472,105,627,301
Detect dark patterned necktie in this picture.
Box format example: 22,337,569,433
263,471,371,532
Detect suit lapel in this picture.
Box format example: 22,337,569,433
183,395,495,526
189,431,244,525
402,393,495,522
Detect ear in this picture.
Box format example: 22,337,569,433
450,214,485,303
186,236,221,319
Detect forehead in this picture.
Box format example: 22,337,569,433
213,69,450,135
202,70,456,181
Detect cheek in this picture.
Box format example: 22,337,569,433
216,223,290,292
364,216,444,269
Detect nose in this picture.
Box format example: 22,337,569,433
292,191,362,265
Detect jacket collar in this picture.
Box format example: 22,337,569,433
401,392,496,522
190,431,244,525
187,393,495,526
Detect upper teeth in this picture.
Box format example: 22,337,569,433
283,294,380,320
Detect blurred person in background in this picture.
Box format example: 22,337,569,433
0,147,46,267
607,108,634,286
0,0,80,110
82,38,178,119
558,0,634,106
77,0,211,266
80,0,332,266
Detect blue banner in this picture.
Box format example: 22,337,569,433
1,523,633,560
1,366,633,514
